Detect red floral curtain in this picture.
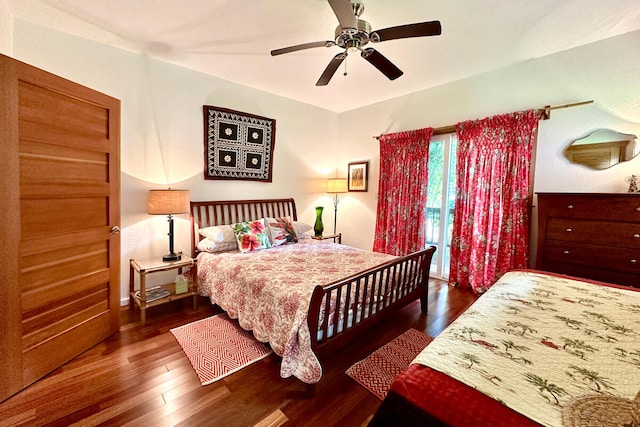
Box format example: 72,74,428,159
373,128,433,256
450,110,541,292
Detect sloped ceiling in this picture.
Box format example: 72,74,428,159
6,0,640,112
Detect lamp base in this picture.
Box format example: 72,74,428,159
162,252,181,262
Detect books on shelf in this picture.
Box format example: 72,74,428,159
135,286,170,303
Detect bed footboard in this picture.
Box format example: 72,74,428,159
308,246,436,358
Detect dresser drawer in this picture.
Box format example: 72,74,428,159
544,240,640,274
545,194,640,222
543,261,639,288
547,218,640,248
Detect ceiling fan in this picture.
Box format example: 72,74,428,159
270,0,441,86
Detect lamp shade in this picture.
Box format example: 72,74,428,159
327,178,348,194
147,189,190,215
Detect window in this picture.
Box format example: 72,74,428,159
426,133,457,279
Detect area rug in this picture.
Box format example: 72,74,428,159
346,328,433,400
170,313,272,385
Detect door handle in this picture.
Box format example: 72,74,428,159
111,226,121,235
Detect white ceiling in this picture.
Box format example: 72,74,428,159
6,0,640,112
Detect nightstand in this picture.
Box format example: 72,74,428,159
311,233,342,244
129,255,197,325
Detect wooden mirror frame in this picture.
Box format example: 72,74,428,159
564,128,638,170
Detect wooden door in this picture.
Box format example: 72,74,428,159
0,54,120,401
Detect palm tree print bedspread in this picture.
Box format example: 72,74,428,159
414,270,640,426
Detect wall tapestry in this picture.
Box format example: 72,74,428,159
203,106,276,182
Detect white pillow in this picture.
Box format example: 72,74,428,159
292,221,312,237
198,225,236,243
197,238,238,253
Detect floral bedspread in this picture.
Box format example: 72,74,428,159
413,270,640,427
196,240,396,383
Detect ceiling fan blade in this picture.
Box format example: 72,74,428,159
361,48,403,80
271,40,335,56
316,52,347,86
328,0,357,30
373,21,442,42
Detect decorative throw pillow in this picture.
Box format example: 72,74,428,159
232,219,272,253
198,225,236,243
265,216,298,246
197,238,238,253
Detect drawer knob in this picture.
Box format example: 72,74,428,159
634,234,640,239
636,207,640,212
566,228,572,232
567,205,574,209
563,250,570,254
631,259,637,263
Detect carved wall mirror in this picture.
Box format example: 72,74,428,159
564,129,638,170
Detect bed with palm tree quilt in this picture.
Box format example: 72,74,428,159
369,270,640,427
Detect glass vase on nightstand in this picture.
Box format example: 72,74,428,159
314,206,324,237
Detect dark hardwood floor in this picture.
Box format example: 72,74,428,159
0,279,477,427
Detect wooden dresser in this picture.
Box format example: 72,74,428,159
536,193,640,288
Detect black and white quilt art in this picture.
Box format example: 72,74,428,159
204,106,276,182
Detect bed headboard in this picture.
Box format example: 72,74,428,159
190,198,297,256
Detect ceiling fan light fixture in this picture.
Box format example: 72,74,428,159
271,0,442,85
344,38,360,53
334,18,371,49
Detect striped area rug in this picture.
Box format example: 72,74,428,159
171,313,272,385
346,328,433,400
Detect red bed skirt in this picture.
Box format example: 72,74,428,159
369,364,542,426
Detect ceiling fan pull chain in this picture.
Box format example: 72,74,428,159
343,56,348,77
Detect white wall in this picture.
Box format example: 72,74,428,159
0,0,12,56
5,17,640,300
10,20,342,303
336,30,640,252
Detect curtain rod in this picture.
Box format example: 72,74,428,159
372,100,594,140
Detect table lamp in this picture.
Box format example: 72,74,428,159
147,189,190,262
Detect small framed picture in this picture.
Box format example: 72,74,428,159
347,161,369,192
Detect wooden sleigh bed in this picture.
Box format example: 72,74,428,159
368,270,640,427
190,198,436,384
